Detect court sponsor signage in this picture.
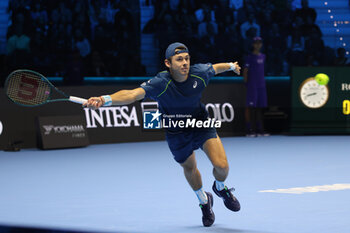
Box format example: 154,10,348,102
84,102,234,130
42,124,85,135
206,103,234,123
341,83,350,91
0,82,247,149
84,106,140,128
290,67,350,133
37,115,89,149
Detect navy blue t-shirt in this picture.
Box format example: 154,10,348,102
140,63,216,120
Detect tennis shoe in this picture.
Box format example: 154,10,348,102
246,132,257,137
212,182,240,212
199,192,215,227
246,130,257,137
257,131,270,137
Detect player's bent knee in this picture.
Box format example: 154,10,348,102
213,159,229,172
181,157,197,172
182,163,197,173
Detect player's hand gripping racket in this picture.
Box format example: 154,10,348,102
5,69,87,107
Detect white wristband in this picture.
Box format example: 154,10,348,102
101,95,112,106
228,62,236,71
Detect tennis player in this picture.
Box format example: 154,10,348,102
84,42,241,227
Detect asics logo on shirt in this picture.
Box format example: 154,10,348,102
193,81,198,88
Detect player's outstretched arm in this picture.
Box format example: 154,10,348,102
213,62,241,75
83,87,146,109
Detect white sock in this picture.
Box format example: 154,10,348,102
215,180,225,191
194,187,208,204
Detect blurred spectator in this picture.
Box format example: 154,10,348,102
7,11,31,38
73,12,91,39
216,12,241,62
64,50,85,85
295,0,317,23
88,50,109,76
100,0,119,24
74,29,91,58
333,48,348,66
92,25,112,55
3,0,331,77
87,0,100,38
272,0,294,37
156,13,178,59
287,17,305,66
195,3,215,23
30,31,50,72
0,55,8,87
58,2,73,27
236,1,250,25
291,0,302,10
33,13,49,37
321,46,336,66
306,54,319,66
114,1,135,36
198,11,218,38
7,24,30,54
240,13,260,39
196,21,219,63
6,23,31,70
169,0,180,11
265,23,286,75
175,2,196,37
304,27,324,64
8,0,31,26
301,15,322,39
30,1,48,26
143,0,172,34
230,0,243,10
215,0,235,33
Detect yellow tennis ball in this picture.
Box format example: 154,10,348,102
315,73,329,85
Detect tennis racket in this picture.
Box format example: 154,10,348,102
5,69,87,107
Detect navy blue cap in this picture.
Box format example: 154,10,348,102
165,42,189,59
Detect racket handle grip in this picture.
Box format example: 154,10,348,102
69,96,87,104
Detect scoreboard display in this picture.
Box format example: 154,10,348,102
291,67,350,134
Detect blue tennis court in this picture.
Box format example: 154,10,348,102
0,136,349,233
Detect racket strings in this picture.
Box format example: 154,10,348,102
6,71,51,106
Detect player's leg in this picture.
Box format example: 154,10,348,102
180,152,203,191
256,87,269,136
202,136,228,182
166,132,215,226
245,86,258,137
245,107,256,137
180,152,215,227
203,136,241,212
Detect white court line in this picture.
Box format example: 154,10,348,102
259,183,350,194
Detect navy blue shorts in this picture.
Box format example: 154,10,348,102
246,85,267,108
165,128,217,164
